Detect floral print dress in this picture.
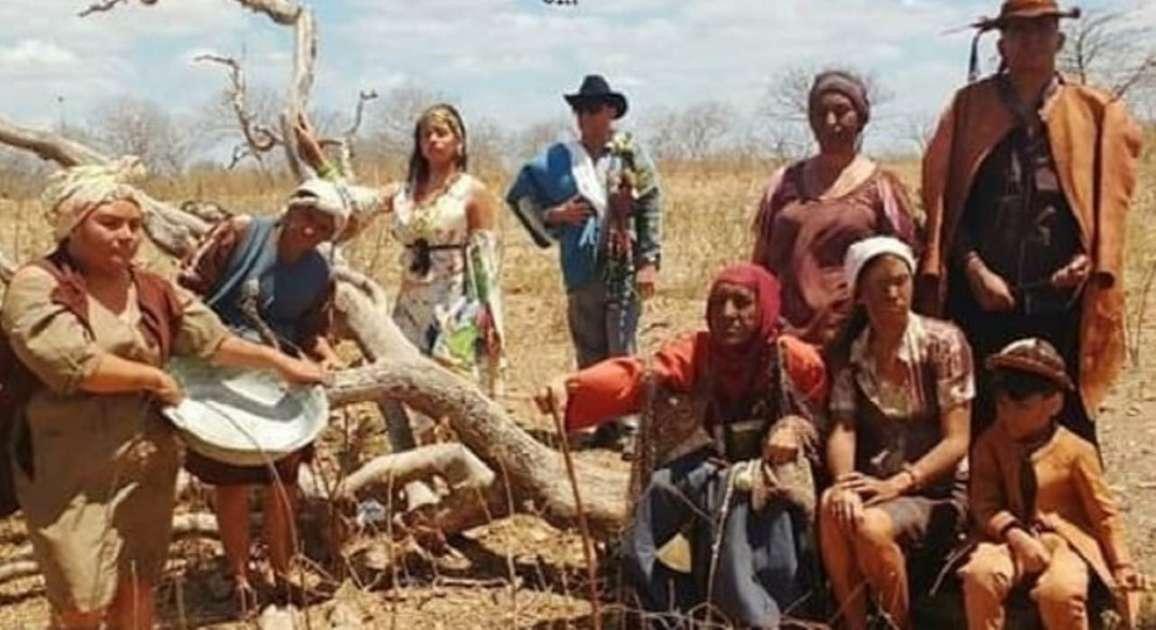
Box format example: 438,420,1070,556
390,173,505,394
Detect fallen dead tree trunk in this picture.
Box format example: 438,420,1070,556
328,360,630,537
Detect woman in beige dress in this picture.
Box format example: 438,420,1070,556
0,161,325,629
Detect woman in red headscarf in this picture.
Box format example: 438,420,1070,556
537,263,827,628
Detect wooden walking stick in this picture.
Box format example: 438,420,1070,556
546,389,603,630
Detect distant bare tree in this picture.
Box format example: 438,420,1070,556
756,64,895,159
640,101,737,161
1060,8,1156,104
758,64,893,124
0,148,54,199
87,96,193,176
899,111,938,155
679,101,736,160
366,85,450,165
639,107,682,162
467,116,511,173
512,117,572,161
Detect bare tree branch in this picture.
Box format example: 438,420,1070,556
83,0,313,177
195,53,279,169
0,115,109,167
77,0,140,17
345,89,379,139
279,6,317,181
1060,8,1156,101
234,0,301,25
317,89,379,177
80,0,297,23
227,144,255,170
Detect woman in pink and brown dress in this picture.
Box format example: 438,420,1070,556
752,70,920,350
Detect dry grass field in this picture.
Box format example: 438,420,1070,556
0,139,1154,627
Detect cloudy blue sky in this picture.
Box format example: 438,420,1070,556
1,0,1151,156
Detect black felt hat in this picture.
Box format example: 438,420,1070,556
564,74,628,119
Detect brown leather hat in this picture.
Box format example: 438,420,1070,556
985,338,1075,391
966,0,1080,81
976,0,1081,30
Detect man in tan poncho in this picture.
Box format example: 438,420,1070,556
918,0,1143,446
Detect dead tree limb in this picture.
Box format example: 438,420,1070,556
0,114,109,167
79,0,296,23
77,0,142,17
335,443,495,501
195,54,279,169
318,89,379,177
279,5,317,180
326,360,630,538
83,0,314,177
234,0,302,25
0,561,38,583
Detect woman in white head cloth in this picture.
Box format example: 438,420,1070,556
0,159,324,629
818,236,973,630
176,177,354,615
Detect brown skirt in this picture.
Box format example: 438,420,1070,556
184,445,313,487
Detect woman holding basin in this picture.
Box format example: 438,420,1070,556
0,160,323,629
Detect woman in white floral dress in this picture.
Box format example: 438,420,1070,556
298,104,505,395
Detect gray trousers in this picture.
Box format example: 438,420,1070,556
567,281,640,431
566,280,640,368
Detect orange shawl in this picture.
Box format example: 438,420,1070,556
918,75,1142,413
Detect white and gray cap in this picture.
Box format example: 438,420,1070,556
286,178,382,241
843,235,916,295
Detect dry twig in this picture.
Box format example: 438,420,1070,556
546,398,602,630
195,54,281,169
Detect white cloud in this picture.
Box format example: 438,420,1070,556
0,40,79,76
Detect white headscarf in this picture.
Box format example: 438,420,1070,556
843,236,916,297
41,157,147,241
286,178,381,242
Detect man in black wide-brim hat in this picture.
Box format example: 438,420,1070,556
506,74,663,451
918,0,1142,450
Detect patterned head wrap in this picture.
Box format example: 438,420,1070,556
41,157,147,242
809,70,871,126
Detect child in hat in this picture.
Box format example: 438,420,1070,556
957,338,1147,629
